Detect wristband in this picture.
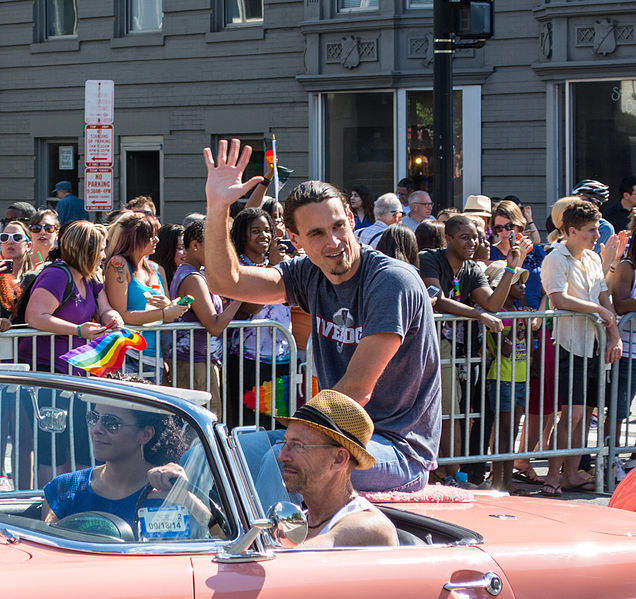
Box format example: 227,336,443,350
504,266,516,274
77,324,82,339
260,177,271,186
609,266,616,273
526,221,534,225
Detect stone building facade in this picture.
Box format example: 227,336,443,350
1,0,635,225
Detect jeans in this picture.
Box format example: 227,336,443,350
266,429,428,493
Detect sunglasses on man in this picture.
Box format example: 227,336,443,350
1,217,30,226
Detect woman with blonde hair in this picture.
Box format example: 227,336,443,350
19,220,123,372
105,212,188,381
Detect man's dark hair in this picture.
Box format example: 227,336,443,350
283,181,347,234
184,218,204,248
561,199,600,235
619,175,636,198
444,214,475,237
397,177,414,191
8,202,36,219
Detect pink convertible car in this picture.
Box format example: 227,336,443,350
1,371,635,598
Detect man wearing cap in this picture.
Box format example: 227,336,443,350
53,181,88,226
278,390,398,547
3,202,36,230
203,139,441,494
402,191,434,233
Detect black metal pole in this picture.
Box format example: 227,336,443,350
433,0,455,210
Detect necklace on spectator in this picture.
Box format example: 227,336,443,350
240,254,269,267
452,277,461,300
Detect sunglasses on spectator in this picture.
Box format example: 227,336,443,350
493,223,515,233
1,217,30,226
86,409,138,434
392,210,406,217
30,224,58,234
0,233,29,243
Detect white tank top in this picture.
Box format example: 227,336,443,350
317,495,380,535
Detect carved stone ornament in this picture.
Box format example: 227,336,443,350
340,36,360,69
540,22,552,59
593,18,616,55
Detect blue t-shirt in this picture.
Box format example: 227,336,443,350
43,467,145,527
276,246,441,470
126,262,164,359
56,194,89,226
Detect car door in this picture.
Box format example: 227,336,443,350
191,544,516,599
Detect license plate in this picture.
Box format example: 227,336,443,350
138,505,191,539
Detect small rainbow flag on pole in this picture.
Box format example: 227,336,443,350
60,328,147,377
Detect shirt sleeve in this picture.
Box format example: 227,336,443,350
360,262,424,341
31,266,70,305
541,252,568,295
418,250,442,280
274,256,310,312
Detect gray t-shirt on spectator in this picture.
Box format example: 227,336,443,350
276,246,441,469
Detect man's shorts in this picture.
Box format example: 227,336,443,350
557,346,602,409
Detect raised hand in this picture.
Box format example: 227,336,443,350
203,139,263,210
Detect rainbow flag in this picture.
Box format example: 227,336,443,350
60,328,147,377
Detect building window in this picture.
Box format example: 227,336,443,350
570,80,636,195
225,0,263,26
46,0,77,37
337,0,378,11
324,92,394,195
406,90,463,204
129,0,163,31
407,0,432,7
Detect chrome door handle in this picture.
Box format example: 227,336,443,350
443,571,503,596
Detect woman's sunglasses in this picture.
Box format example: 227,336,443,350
86,409,138,434
0,233,29,243
492,223,515,234
30,224,58,234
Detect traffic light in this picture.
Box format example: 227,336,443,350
452,0,494,41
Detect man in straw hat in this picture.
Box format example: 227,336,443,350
203,139,441,493
277,390,398,547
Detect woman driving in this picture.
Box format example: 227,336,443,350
42,403,185,528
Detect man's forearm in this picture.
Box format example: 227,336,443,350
204,205,241,296
435,297,486,319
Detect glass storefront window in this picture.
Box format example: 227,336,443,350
572,80,636,194
324,92,394,198
225,0,263,25
406,90,463,205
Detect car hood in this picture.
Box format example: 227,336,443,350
0,543,32,565
386,490,636,543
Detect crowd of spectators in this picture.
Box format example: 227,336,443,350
3,170,636,495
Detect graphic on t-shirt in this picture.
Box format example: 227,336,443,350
315,308,363,353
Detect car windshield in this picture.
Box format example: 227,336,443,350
0,378,230,546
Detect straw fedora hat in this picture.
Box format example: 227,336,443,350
463,194,492,218
279,390,375,470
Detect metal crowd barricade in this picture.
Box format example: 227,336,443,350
435,309,609,492
607,312,636,492
0,312,617,493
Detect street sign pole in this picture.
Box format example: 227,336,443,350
433,0,455,211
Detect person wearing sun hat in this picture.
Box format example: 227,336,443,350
277,390,398,547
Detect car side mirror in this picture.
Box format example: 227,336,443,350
214,501,307,563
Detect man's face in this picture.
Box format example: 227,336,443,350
568,220,600,250
277,422,338,494
396,186,410,207
623,185,636,207
445,223,478,261
288,198,361,284
4,208,27,223
410,193,433,221
380,207,404,226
